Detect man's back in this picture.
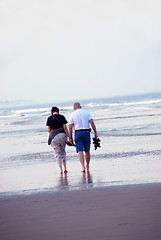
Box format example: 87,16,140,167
69,109,92,130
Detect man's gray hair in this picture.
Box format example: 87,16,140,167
73,102,81,109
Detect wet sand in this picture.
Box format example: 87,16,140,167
0,183,161,240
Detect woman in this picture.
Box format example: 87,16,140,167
46,106,69,174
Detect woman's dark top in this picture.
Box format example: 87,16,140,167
46,114,68,145
46,114,68,131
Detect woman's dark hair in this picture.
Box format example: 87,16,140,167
51,106,59,114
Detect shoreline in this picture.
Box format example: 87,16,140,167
1,182,161,240
0,181,161,199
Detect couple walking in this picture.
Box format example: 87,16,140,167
46,102,98,174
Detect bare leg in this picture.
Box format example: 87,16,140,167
85,151,90,170
62,160,67,173
61,149,67,173
78,151,85,172
59,166,63,174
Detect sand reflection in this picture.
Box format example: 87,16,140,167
57,173,69,189
81,171,93,188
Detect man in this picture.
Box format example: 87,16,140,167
69,102,98,172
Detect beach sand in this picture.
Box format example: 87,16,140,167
0,183,161,240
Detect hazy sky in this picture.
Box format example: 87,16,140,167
1,0,161,103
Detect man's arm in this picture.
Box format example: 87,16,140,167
69,124,74,145
89,119,98,138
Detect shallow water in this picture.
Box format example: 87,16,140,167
0,134,160,196
0,93,161,196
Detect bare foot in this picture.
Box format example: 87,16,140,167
86,165,89,171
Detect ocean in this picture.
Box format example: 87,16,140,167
0,92,161,196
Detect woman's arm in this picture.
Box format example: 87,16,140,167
63,124,69,137
47,126,51,133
